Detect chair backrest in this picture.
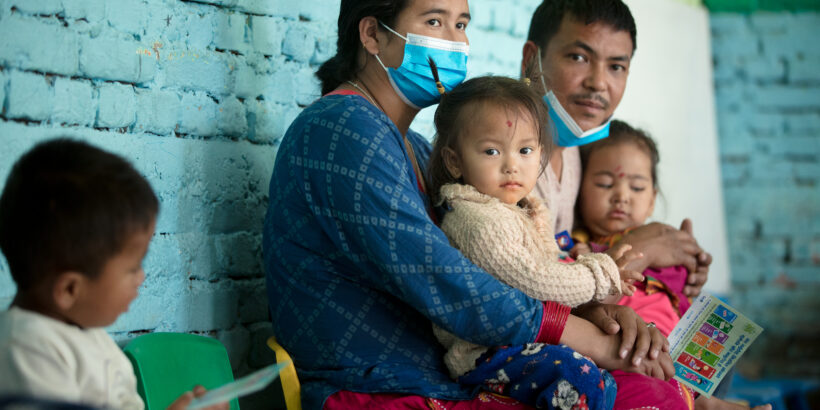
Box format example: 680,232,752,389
266,337,301,410
124,332,239,410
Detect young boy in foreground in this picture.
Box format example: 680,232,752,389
0,139,225,410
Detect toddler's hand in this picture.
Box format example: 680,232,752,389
166,385,229,410
569,242,591,259
609,243,644,295
625,349,675,381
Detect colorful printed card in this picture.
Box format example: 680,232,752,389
187,361,290,409
667,294,763,397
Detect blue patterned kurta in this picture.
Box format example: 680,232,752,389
263,94,547,410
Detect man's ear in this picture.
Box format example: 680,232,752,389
443,147,462,179
53,271,85,312
521,41,539,79
359,16,383,56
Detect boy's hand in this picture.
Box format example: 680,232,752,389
608,243,644,295
569,242,591,259
166,385,229,410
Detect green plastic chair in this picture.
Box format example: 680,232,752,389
124,332,240,410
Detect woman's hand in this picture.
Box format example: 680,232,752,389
166,385,229,410
560,313,674,380
572,302,669,366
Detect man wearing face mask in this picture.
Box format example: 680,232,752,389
519,1,720,407
521,0,712,302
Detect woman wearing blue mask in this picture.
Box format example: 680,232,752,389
264,1,671,409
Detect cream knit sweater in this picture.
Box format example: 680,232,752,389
432,183,623,378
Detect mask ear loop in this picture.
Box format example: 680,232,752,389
379,21,408,42
536,47,549,95
427,57,446,98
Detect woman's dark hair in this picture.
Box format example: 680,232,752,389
579,119,660,188
0,138,159,291
316,0,409,95
428,76,551,203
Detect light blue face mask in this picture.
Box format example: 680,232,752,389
537,48,612,147
375,23,469,109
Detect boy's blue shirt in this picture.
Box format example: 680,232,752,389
263,94,545,409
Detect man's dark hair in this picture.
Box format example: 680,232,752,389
0,138,159,291
527,0,637,54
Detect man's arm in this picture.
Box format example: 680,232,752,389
607,219,711,297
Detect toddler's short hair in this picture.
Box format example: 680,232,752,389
0,138,159,290
428,76,550,202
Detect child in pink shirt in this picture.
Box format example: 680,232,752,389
572,120,688,337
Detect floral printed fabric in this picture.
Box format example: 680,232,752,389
457,343,617,410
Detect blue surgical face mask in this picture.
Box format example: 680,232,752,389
375,23,469,109
536,48,612,147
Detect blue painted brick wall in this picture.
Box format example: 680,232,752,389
0,0,544,406
711,12,820,378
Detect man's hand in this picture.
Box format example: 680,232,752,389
680,219,711,297
573,302,669,367
617,221,700,272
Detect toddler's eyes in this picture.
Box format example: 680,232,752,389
520,147,534,155
595,183,613,189
631,186,646,192
483,148,499,155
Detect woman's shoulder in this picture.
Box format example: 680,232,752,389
295,94,392,130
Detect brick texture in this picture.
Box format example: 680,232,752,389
711,12,820,378
7,0,782,406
